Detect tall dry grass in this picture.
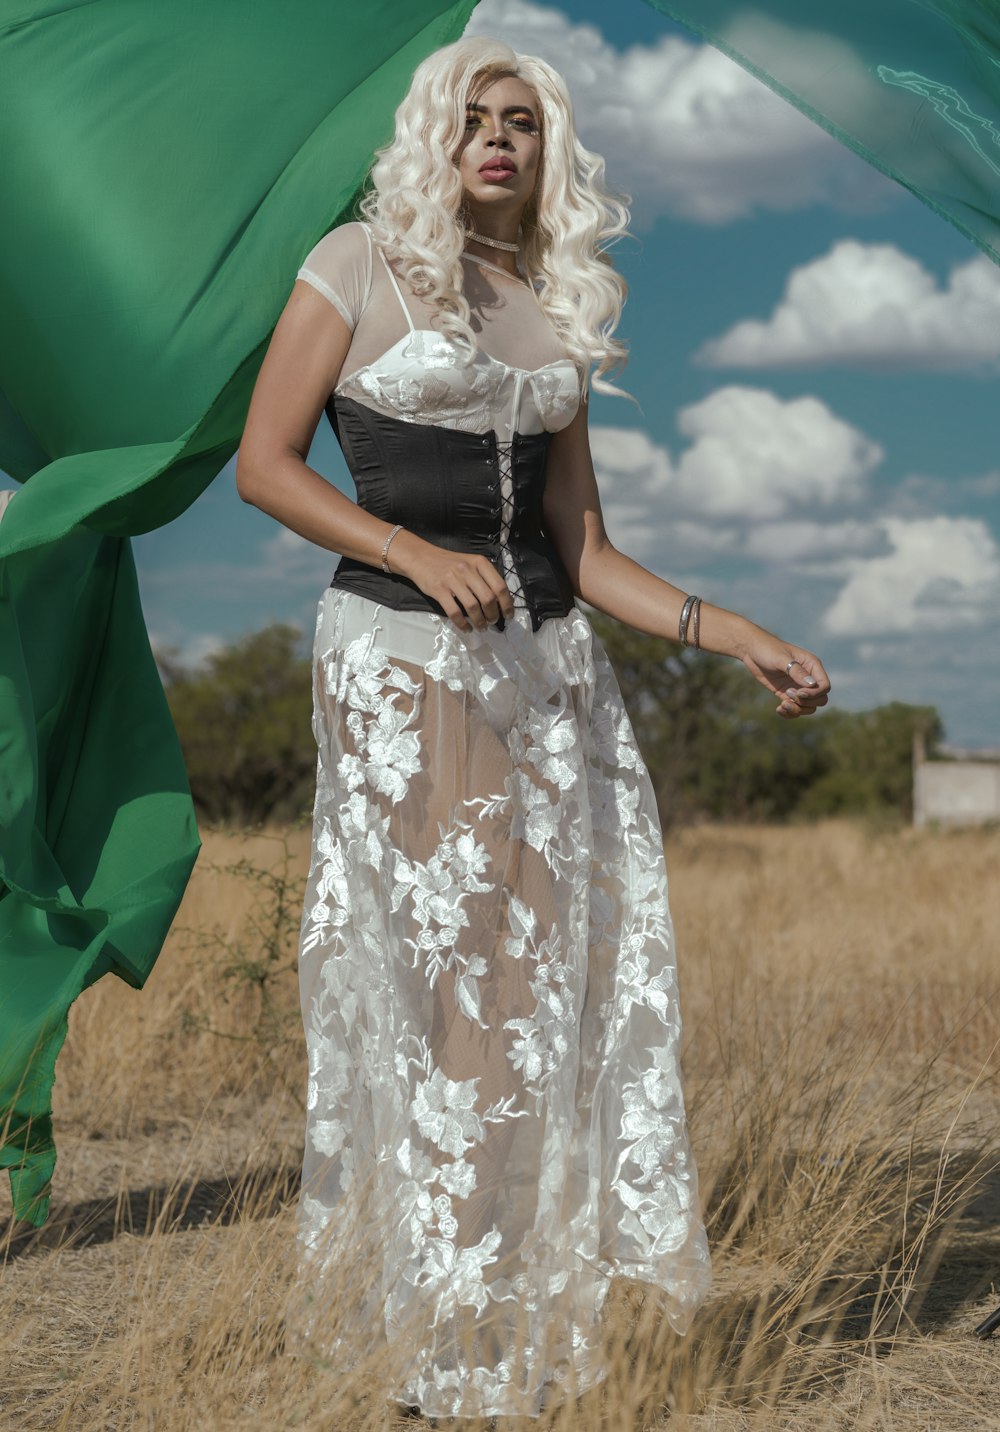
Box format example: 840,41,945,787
2,819,999,1431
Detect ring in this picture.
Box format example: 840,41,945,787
786,659,799,675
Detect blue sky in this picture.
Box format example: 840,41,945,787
132,0,1000,746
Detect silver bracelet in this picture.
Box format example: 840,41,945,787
678,593,698,646
691,596,702,650
380,523,403,573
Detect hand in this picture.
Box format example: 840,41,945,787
391,534,514,632
739,627,831,720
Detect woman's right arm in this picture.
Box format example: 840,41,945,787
236,281,400,564
235,281,513,632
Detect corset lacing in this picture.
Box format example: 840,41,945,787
497,439,526,610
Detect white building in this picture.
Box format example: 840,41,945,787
913,736,1000,828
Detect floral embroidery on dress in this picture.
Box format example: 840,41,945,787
287,592,712,1419
287,236,708,1420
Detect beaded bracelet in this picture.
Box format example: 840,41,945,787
380,523,403,573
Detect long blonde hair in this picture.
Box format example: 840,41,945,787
358,36,631,395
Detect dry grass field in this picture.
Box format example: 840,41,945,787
2,819,1000,1431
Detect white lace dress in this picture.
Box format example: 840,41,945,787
284,223,711,1419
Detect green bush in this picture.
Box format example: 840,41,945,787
589,612,940,827
159,616,941,828
161,624,315,825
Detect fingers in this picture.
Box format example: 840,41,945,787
777,690,822,719
780,684,829,714
786,651,831,695
441,598,472,633
777,650,831,719
440,556,514,631
467,564,515,628
778,684,829,717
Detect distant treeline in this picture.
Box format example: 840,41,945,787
160,618,940,828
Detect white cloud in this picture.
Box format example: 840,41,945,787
698,241,1000,369
141,526,335,600
672,387,882,519
590,388,883,569
824,516,1000,636
587,425,685,562
587,386,876,526
585,398,1000,672
742,518,883,565
149,627,225,671
891,470,1000,517
589,425,671,496
465,0,890,222
261,525,336,581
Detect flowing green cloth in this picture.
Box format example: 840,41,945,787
6,0,1000,1231
644,0,1000,266
0,0,478,1227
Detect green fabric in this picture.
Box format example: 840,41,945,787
6,0,1000,1231
0,0,479,1227
644,0,1000,267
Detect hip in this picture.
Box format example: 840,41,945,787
313,586,594,685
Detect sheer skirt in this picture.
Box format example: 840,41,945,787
285,588,711,1419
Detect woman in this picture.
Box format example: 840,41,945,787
236,35,830,1421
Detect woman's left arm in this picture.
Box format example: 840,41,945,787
542,398,831,719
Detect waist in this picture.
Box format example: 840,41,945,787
326,395,574,630
330,533,575,633
329,396,552,534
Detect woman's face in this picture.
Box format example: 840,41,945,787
454,74,542,219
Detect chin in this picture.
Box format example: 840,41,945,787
469,183,524,206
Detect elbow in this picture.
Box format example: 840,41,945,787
236,443,305,508
234,452,263,507
574,535,617,604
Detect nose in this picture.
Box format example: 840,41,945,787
485,121,512,148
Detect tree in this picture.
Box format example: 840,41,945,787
162,624,315,825
589,612,829,826
797,702,942,820
158,617,942,829
588,612,940,825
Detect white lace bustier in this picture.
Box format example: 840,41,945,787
297,222,582,444
297,224,582,611
336,328,581,443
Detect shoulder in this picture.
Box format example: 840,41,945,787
298,220,373,273
295,222,374,330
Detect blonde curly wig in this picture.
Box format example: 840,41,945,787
358,35,631,396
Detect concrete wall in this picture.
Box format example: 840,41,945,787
913,759,1000,828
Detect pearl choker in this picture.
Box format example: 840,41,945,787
464,227,520,253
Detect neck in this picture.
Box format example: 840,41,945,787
462,203,524,274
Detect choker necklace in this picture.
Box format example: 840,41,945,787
464,227,520,253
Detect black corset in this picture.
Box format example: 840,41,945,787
325,395,576,632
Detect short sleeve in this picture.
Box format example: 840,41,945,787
296,221,373,331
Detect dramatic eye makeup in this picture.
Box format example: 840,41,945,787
464,103,540,135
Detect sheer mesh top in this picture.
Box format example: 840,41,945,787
297,222,582,611
295,222,581,444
